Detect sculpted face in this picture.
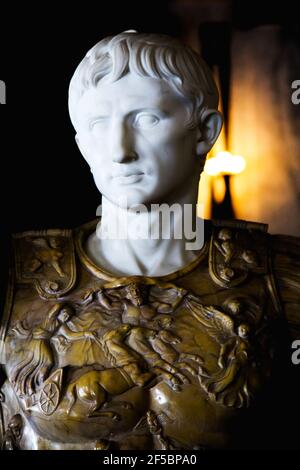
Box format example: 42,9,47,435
58,308,71,324
75,72,203,208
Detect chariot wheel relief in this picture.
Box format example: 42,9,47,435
39,382,60,415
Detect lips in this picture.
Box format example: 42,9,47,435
114,173,144,185
113,171,144,178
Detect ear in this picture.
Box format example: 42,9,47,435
196,110,223,156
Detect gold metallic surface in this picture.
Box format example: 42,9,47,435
0,219,299,450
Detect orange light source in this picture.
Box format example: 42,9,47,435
204,151,246,176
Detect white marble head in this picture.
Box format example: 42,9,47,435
69,31,222,208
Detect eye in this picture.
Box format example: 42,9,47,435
89,116,109,131
134,113,159,129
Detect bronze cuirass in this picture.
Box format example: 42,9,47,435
0,219,291,450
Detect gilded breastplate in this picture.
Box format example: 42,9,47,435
0,219,284,450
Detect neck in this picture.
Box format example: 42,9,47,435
86,174,204,276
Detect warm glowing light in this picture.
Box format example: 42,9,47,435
213,175,226,203
204,151,246,176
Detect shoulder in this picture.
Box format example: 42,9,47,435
270,233,300,340
209,219,300,338
11,226,77,299
208,218,269,287
10,220,99,299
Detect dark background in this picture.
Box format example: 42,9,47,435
1,0,299,236
0,2,181,236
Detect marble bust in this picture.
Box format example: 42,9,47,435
0,31,299,450
68,30,222,277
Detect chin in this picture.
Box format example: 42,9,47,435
107,190,152,210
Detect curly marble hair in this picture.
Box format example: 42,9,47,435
68,31,219,129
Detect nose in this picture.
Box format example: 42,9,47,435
111,118,137,163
